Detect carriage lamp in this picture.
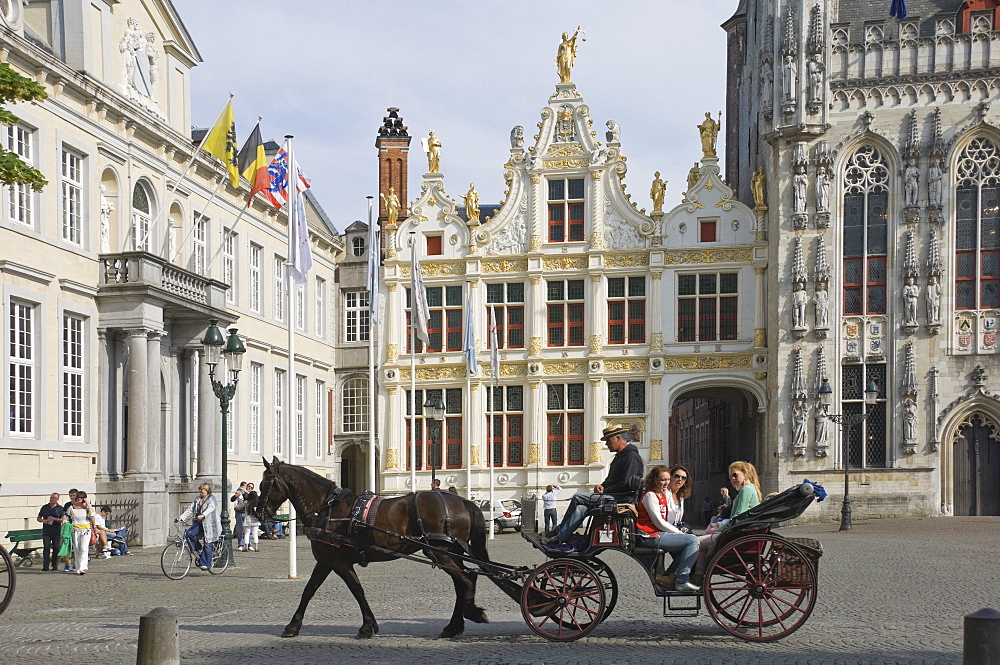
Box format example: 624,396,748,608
817,377,879,531
423,393,445,487
201,320,246,567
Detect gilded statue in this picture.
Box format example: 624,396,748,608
381,186,400,226
750,167,766,208
464,183,480,223
424,130,442,173
686,162,700,192
556,27,583,83
697,112,720,159
650,171,666,213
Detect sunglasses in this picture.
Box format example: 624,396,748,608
672,473,688,481
730,472,741,478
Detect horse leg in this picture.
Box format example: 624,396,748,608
462,571,489,624
331,560,380,639
282,562,333,638
436,553,488,638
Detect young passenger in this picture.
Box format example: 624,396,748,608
636,465,701,592
691,460,763,584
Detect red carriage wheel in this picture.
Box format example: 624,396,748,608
704,534,817,641
0,545,14,616
580,556,618,622
520,558,606,641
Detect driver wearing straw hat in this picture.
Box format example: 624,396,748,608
540,424,644,551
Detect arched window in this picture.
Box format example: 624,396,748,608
131,182,152,252
955,137,1000,310
342,378,368,434
841,145,889,315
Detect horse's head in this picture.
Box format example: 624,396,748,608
255,456,287,524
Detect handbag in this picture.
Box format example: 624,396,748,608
89,530,98,546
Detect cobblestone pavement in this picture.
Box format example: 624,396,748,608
2,516,998,664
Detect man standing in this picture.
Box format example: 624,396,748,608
36,492,65,571
541,425,644,551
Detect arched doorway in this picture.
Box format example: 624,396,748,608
340,442,366,494
669,386,761,525
953,412,1000,515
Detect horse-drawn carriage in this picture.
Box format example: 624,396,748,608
255,457,824,643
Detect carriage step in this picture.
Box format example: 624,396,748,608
661,592,702,617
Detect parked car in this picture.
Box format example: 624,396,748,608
477,499,522,533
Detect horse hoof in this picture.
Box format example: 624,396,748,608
355,629,374,640
439,625,464,639
465,607,489,624
281,629,299,638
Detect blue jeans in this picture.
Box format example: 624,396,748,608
234,511,245,547
184,522,213,568
555,493,603,541
544,508,558,533
646,532,699,584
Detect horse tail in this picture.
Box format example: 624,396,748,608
465,498,523,604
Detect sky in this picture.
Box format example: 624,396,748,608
172,0,737,231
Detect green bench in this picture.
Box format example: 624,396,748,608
6,529,44,567
271,514,305,536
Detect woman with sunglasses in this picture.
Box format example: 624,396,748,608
690,460,763,585
635,465,701,592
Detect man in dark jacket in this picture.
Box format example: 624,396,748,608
541,425,644,551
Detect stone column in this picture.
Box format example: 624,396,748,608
589,273,605,354
125,329,149,477
146,332,162,476
754,266,767,344
527,381,544,466
97,329,111,480
529,174,543,250
197,351,219,481
385,385,400,471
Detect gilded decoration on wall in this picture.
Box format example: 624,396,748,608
529,337,542,355
470,445,481,466
530,235,542,250
662,354,752,370
590,231,604,249
400,261,465,278
589,442,604,463
753,329,767,348
545,159,587,170
663,248,752,265
543,257,588,270
482,259,528,273
544,361,588,375
530,276,542,285
528,443,542,464
605,359,649,373
386,449,399,469
650,440,663,460
386,344,399,363
604,253,649,268
650,332,663,352
387,386,398,395
387,282,397,292
400,366,468,381
589,335,604,354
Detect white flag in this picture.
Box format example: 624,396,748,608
288,152,312,285
489,305,499,380
462,286,477,375
367,221,380,327
410,243,430,346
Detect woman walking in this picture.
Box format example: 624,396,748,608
178,483,221,571
65,491,96,575
240,489,261,552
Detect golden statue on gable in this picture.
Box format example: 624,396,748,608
556,27,584,83
697,111,720,159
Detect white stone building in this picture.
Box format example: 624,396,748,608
0,0,342,544
723,0,1000,518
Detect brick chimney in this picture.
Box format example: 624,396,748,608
376,107,411,226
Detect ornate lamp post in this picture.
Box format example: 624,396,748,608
423,393,445,488
202,320,245,566
818,377,878,531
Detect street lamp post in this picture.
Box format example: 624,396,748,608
423,394,445,488
818,377,878,531
202,320,246,567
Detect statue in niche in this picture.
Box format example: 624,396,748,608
510,125,524,149
686,162,700,192
606,120,620,143
167,217,177,262
381,186,400,226
792,282,808,329
903,397,918,440
927,159,943,207
99,184,114,253
556,27,583,83
926,275,942,322
782,55,797,101
650,171,666,213
792,165,808,213
815,165,830,212
814,282,829,328
815,407,829,448
807,54,824,103
423,131,441,173
903,276,919,324
761,60,773,101
751,167,767,208
792,402,809,450
697,112,719,159
464,184,480,223
904,159,919,207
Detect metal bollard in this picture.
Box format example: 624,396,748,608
964,608,1000,665
136,607,180,665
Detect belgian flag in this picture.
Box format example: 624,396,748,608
238,122,269,201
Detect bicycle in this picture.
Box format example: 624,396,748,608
160,520,230,579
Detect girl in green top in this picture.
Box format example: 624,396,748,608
690,461,763,583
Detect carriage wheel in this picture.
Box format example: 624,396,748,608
0,545,15,616
704,534,817,641
520,558,606,641
581,557,618,623
208,538,230,574
160,541,192,580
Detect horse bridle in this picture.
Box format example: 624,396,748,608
257,468,288,524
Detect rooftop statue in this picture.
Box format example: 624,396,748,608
556,27,584,83
697,112,720,159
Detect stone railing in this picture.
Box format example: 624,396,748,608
99,252,228,310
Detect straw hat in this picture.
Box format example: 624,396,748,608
600,425,630,441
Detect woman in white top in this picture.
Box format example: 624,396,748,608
64,491,96,575
541,485,561,534
635,465,700,592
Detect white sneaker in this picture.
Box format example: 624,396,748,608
100,552,111,559
675,581,701,592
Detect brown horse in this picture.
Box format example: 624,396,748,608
255,457,512,639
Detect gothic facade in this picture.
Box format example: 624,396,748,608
724,0,1000,518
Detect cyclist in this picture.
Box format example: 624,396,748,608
176,483,221,570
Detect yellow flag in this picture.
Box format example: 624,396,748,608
202,101,239,188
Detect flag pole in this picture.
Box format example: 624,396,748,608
409,231,418,494
488,305,496,540
205,198,252,273
465,281,472,499
284,135,298,580
144,93,233,253
367,195,378,493
173,175,226,264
